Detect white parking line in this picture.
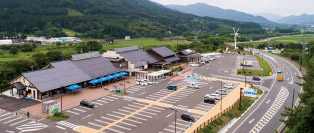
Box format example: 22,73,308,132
120,121,137,127
130,116,147,121
141,111,157,115
118,109,133,114
128,104,143,109
169,125,185,130
101,98,114,101
72,108,86,112
136,113,152,118
167,96,183,100
10,119,28,126
145,97,158,100
195,106,208,110
111,95,123,98
56,126,66,130
150,106,165,110
115,125,131,130
164,128,175,133
0,113,10,118
145,108,161,113
113,111,128,116
81,114,93,120
3,116,22,124
95,119,111,125
132,102,147,106
123,107,138,111
107,128,124,133
101,116,116,121
107,96,119,99
108,114,123,119
92,102,103,106
197,104,211,108
173,122,187,126
125,119,142,124
161,100,176,104
77,106,92,110
96,99,108,103
164,98,180,102
66,110,79,115
88,122,103,128
149,95,163,98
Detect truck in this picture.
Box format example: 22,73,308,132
278,75,283,82
243,60,253,66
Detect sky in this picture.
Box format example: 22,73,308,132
151,0,314,17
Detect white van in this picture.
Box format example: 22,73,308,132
188,83,199,89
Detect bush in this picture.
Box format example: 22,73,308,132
47,111,69,121
227,113,234,118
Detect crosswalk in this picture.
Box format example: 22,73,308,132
57,121,78,130
16,121,48,132
171,105,189,111
123,96,139,101
0,111,47,132
80,102,165,133
64,94,120,116
250,87,289,133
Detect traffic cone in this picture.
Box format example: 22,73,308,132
36,119,38,122
6,109,7,112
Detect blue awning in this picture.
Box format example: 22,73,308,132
67,84,82,91
120,71,128,76
113,73,122,78
88,79,100,84
106,75,115,80
98,76,109,82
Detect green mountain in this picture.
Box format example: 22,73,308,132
167,3,275,25
278,14,314,24
0,0,265,38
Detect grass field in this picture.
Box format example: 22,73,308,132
0,38,190,63
271,34,314,43
62,28,81,37
237,56,272,76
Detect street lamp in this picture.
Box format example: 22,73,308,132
239,88,243,110
220,81,223,110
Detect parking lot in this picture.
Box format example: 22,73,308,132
236,54,261,70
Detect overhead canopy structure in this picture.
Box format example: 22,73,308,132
88,79,100,85
13,82,26,90
147,70,171,77
67,84,82,91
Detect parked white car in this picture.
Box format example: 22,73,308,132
223,84,233,89
137,79,152,85
140,81,149,86
189,62,199,67
215,89,227,95
188,83,199,89
209,93,220,100
200,61,206,64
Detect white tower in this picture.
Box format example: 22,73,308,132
232,27,240,49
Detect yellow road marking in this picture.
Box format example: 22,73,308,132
74,126,98,133
138,99,172,108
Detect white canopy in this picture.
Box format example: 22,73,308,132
147,70,171,77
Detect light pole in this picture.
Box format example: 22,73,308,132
124,76,126,94
61,86,64,113
220,81,223,110
239,88,243,110
292,88,295,108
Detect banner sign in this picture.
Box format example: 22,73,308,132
48,103,61,116
244,88,257,98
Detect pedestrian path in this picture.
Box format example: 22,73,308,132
250,86,289,133
16,121,48,132
126,85,146,94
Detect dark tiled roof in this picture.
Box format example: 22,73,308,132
150,46,175,57
115,46,139,53
119,50,160,68
179,49,196,55
164,56,180,63
13,82,26,90
22,57,122,92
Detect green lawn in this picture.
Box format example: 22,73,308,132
237,56,273,76
67,8,84,16
62,28,81,37
271,34,314,43
199,87,262,133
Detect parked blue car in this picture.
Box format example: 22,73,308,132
166,85,177,91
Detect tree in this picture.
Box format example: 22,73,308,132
0,51,4,56
32,53,48,68
56,42,62,47
87,41,103,51
20,43,34,52
9,47,19,55
46,50,63,61
21,34,27,40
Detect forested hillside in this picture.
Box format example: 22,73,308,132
0,0,265,38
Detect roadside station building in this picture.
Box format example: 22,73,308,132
9,52,123,100
147,46,180,69
177,49,201,63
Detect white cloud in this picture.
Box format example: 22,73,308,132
151,0,314,16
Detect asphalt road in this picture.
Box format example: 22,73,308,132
227,52,302,133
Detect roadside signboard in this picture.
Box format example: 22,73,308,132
244,88,257,98
48,103,61,116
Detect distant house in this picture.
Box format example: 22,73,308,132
177,49,201,63
125,36,131,40
0,40,13,45
147,46,180,69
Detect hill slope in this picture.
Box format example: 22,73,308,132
254,12,283,22
278,14,314,24
167,3,274,25
0,0,265,38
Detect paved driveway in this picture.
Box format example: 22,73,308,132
0,95,40,112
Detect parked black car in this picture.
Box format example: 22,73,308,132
181,113,195,122
80,99,94,108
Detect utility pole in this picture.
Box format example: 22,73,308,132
245,66,247,87
142,44,144,51
176,33,179,52
174,109,177,133
124,76,126,93
239,88,243,110
292,88,295,108
220,81,222,110
61,86,63,113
